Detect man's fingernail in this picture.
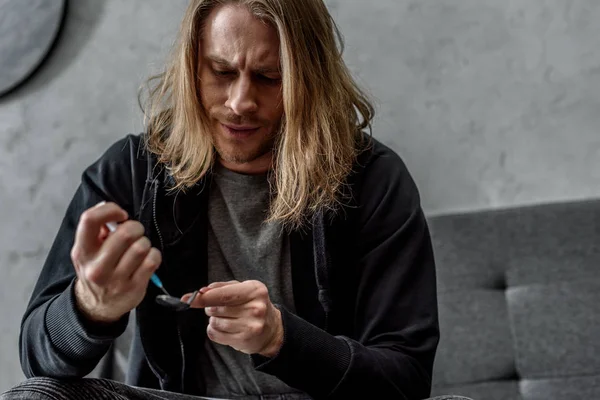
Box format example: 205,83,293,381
199,287,209,293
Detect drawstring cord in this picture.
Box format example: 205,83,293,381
312,210,332,330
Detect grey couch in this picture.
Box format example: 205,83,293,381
428,199,600,400
99,199,600,399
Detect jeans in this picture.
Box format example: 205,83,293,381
0,377,474,400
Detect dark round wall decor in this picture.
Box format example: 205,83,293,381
0,0,66,97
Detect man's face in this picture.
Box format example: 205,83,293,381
199,4,283,174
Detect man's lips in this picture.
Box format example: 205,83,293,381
223,124,260,131
221,123,260,137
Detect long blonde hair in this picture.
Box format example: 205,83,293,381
140,0,375,230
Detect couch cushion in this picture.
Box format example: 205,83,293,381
428,199,600,399
520,375,600,400
507,281,600,379
435,290,515,385
502,201,600,287
432,381,521,400
430,211,507,293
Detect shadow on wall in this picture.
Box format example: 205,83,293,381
0,0,106,102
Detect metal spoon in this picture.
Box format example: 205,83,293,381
155,290,199,311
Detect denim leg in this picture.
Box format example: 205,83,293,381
1,377,134,400
0,377,222,400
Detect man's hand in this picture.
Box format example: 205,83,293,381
71,201,162,324
181,280,283,357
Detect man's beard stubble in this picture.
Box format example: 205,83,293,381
211,114,282,165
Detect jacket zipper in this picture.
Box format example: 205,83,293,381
152,179,187,392
177,322,186,392
152,181,165,257
139,180,169,386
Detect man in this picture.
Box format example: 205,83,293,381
2,0,440,399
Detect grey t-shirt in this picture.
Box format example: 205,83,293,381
198,163,302,398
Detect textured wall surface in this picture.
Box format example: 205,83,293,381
326,0,600,215
0,0,599,392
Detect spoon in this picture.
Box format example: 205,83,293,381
155,290,199,312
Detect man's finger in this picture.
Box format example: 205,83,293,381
201,280,239,293
181,291,209,308
113,236,152,280
204,305,246,318
131,247,162,286
181,280,240,307
94,220,145,275
180,292,198,304
209,316,244,334
98,225,110,241
207,324,245,347
194,282,256,307
74,202,128,261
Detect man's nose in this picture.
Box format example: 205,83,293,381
226,77,258,116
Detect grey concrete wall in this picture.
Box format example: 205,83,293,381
327,0,600,216
0,0,599,391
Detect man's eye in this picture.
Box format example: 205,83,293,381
260,75,281,84
214,70,233,77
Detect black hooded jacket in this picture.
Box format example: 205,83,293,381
19,133,439,400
